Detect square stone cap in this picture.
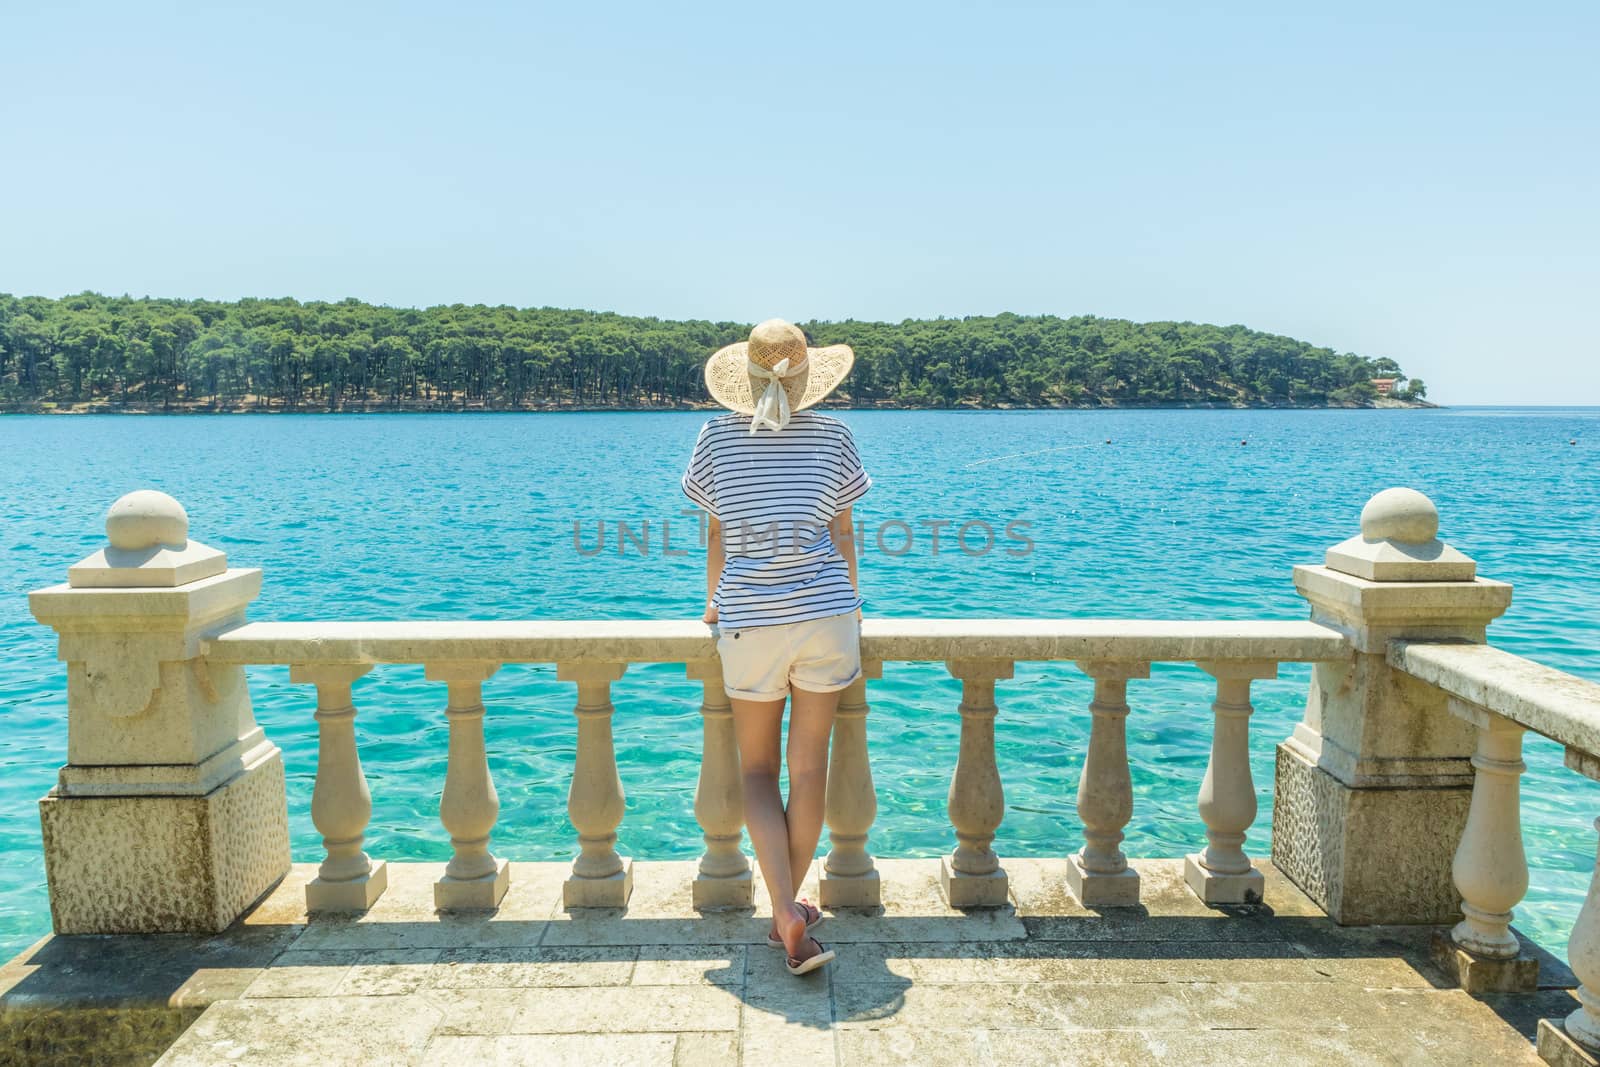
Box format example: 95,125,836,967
1324,533,1475,582
68,540,227,588
1293,564,1511,612
31,568,264,630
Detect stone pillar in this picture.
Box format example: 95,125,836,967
1272,488,1512,925
1429,703,1538,991
427,660,509,910
1065,661,1148,907
1541,810,1600,1063
559,661,633,908
686,659,752,910
28,490,290,934
821,664,883,908
941,658,1013,908
1186,661,1276,904
293,663,387,912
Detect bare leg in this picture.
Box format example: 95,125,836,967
784,686,841,906
730,695,814,958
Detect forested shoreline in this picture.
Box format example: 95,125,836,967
0,294,1427,413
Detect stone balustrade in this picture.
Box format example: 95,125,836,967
196,616,1347,917
23,486,1600,1065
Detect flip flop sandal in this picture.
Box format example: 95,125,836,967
766,899,822,949
786,937,835,977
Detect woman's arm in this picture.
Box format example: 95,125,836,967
830,507,861,618
704,515,723,623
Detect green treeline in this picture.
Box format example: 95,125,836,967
0,293,1424,412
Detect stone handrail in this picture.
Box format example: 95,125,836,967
199,617,1350,665
1389,638,1600,1059
1389,640,1600,761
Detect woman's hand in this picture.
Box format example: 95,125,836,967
704,517,723,627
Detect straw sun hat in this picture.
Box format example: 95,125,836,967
705,319,854,433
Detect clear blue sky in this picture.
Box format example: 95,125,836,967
2,2,1594,403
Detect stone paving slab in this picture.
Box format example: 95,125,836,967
0,858,1577,1065
153,995,440,1066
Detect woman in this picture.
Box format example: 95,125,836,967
681,319,870,977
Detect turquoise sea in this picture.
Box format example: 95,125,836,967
2,409,1597,962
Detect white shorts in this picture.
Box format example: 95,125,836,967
715,612,863,702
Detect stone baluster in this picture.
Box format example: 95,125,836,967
941,658,1013,907
1436,700,1537,992
1544,811,1600,1060
1066,661,1149,906
821,663,884,908
1185,660,1276,904
292,663,388,912
559,662,633,907
426,661,509,910
686,660,752,909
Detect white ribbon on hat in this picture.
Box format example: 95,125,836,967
747,355,807,433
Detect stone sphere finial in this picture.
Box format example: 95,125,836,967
1359,487,1439,545
105,490,189,550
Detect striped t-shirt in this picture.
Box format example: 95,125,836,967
682,411,871,629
